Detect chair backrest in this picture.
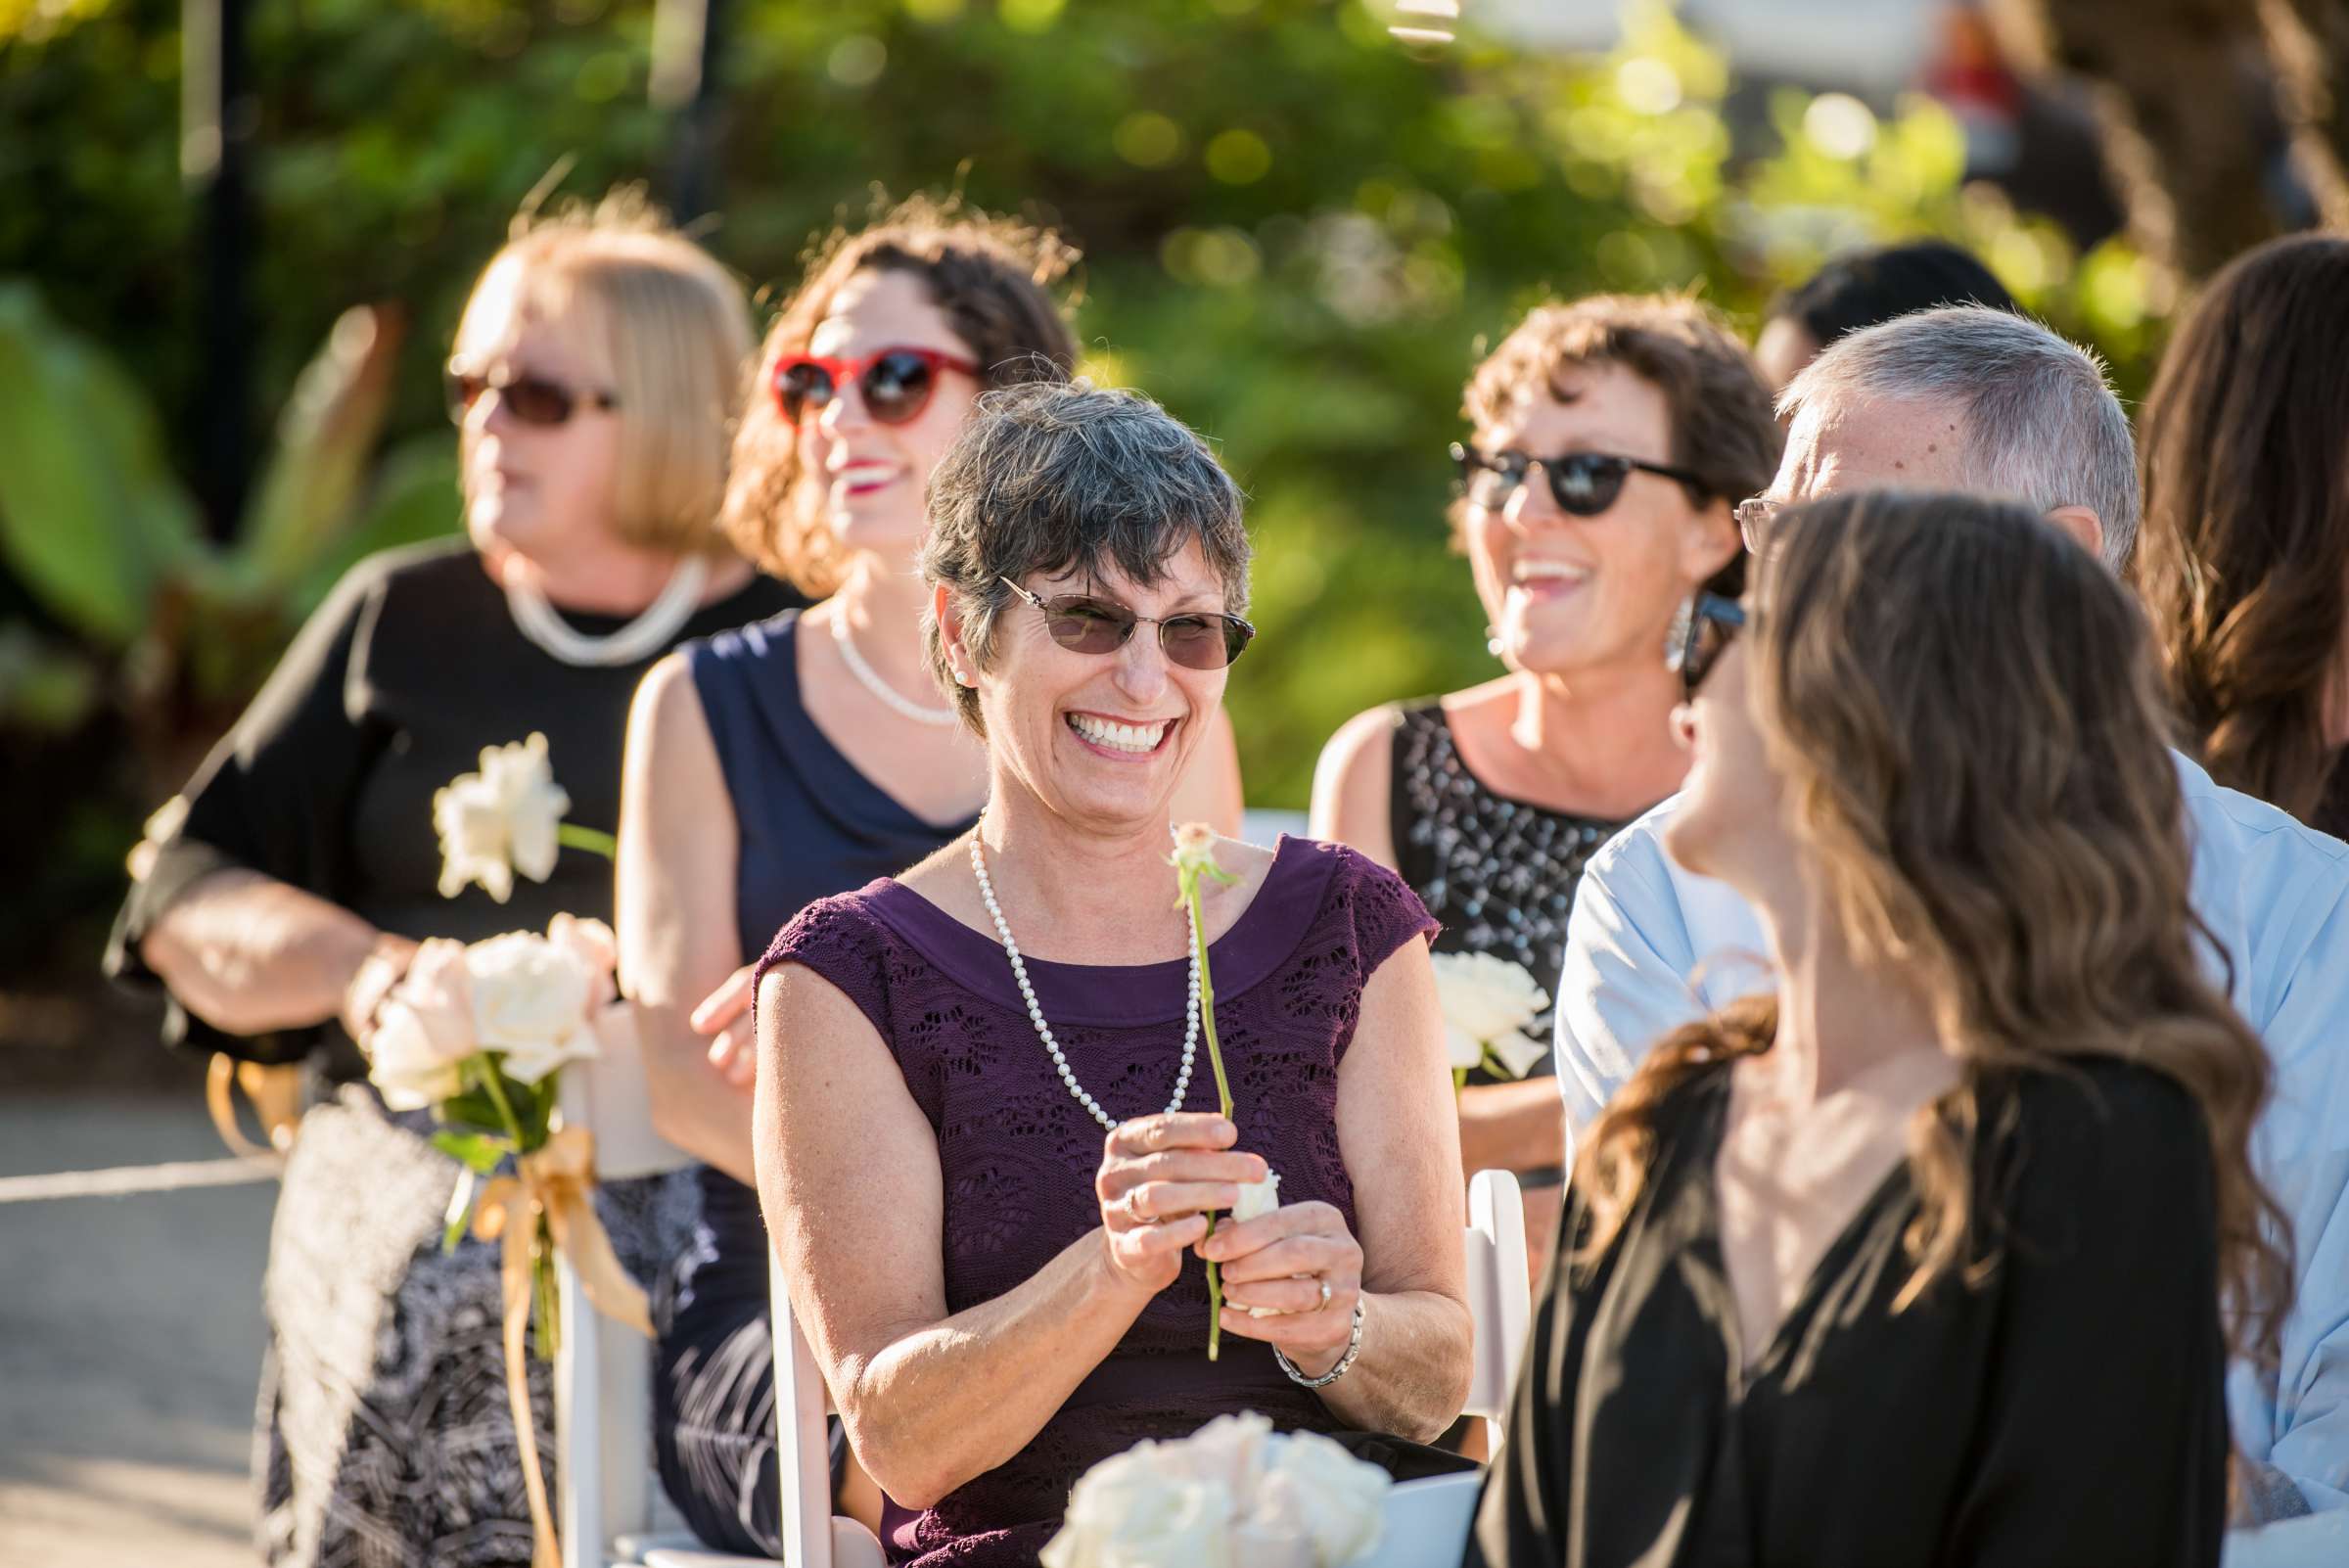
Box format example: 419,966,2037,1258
769,1251,889,1568
555,1000,698,1567
1462,1168,1532,1448
1352,1471,1485,1568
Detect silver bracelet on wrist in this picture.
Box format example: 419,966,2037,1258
1276,1299,1365,1389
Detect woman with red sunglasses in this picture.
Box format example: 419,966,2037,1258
1311,295,1779,1290
616,197,1243,1555
110,193,795,1568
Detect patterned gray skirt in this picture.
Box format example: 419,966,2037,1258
253,1086,696,1568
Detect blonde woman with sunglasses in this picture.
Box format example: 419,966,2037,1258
109,193,793,1568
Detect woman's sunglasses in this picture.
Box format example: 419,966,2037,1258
1451,442,1707,518
444,361,617,428
1671,592,1746,701
772,346,980,428
999,577,1256,670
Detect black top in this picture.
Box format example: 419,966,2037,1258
1469,1056,2229,1568
107,537,802,1069
1388,700,1637,1113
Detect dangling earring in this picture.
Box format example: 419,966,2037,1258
1485,626,1505,660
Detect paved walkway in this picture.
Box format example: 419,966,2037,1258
0,1093,275,1567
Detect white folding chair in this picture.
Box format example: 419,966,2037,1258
555,1001,758,1567
1462,1168,1533,1453
1352,1470,1484,1568
662,1252,887,1568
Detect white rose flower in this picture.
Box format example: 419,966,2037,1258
1429,951,1552,1081
433,732,572,903
1044,1448,1236,1568
1232,1170,1281,1223
1261,1432,1389,1567
1167,1411,1271,1496
463,923,609,1084
367,939,475,1111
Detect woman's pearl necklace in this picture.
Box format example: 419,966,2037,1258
502,554,710,668
968,836,1198,1130
832,610,959,725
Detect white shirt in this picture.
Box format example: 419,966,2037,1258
1556,751,2349,1543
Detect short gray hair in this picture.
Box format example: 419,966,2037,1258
1779,305,2141,572
920,378,1252,733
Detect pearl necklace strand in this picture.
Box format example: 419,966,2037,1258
968,836,1198,1130
832,610,959,725
502,554,710,668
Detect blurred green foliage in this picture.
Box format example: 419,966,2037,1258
0,0,2166,951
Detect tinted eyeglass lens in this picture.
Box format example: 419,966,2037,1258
501,376,576,426
1550,456,1630,517
1680,605,1740,698
777,361,836,422
1161,617,1229,669
1464,455,1525,508
1043,599,1134,656
863,352,937,424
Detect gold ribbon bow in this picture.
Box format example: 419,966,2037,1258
471,1125,653,1568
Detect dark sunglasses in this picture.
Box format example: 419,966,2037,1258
444,361,618,428
1451,442,1707,518
772,346,980,428
998,576,1256,671
1671,592,1746,700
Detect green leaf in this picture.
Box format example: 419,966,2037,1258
430,1128,513,1175
0,281,207,644
226,303,407,601
436,1087,507,1135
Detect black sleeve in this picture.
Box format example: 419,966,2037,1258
104,555,392,1061
1466,1189,1588,1568
1941,1069,2232,1567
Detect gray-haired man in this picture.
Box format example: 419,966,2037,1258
1555,306,2349,1560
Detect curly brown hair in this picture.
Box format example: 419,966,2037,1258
720,195,1082,595
1455,293,1780,592
1575,492,2288,1380
2133,233,2349,825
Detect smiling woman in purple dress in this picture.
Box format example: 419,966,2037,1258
753,378,1475,1567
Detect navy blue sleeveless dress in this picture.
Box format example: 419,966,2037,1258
653,609,979,1554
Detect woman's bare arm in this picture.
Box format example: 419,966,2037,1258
140,868,409,1038
1309,708,1399,867
618,652,757,1182
756,965,1262,1509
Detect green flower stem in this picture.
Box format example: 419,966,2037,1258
467,1057,557,1357
557,823,617,859
1180,874,1234,1361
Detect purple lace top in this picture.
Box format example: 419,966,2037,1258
756,837,1438,1567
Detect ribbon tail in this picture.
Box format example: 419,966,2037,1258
543,1188,653,1339
499,1209,562,1568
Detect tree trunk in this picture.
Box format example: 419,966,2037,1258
2260,0,2349,230
1989,0,2281,282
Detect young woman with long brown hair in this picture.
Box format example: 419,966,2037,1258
1473,490,2289,1567
2134,232,2349,839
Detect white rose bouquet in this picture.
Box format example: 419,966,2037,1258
1429,950,1551,1091
1042,1411,1392,1568
362,734,645,1568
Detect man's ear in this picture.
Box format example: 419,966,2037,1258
2044,504,2106,566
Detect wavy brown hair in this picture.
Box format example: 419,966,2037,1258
720,195,1081,595
1575,491,2289,1372
2133,233,2349,824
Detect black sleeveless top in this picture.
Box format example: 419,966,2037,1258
1386,699,1638,1089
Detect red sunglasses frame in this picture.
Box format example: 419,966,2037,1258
769,346,981,427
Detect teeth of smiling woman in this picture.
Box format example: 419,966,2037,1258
1514,560,1589,584
1068,714,1169,753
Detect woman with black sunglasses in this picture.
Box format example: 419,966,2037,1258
615,199,1243,1555
1312,294,1778,1278
109,194,796,1568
